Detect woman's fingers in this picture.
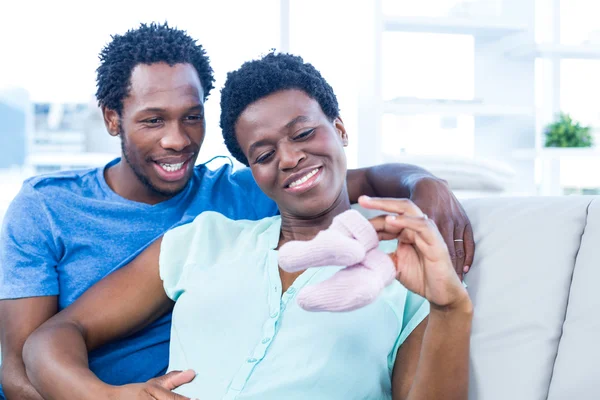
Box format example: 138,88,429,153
385,214,447,259
359,196,425,217
369,214,404,240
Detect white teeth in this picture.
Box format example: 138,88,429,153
288,168,320,188
159,162,185,172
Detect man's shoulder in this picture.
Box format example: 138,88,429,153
192,160,249,184
191,160,261,198
189,160,276,220
24,167,102,193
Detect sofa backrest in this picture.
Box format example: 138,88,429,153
462,196,600,400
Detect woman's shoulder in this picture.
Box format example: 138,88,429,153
165,212,281,254
159,213,281,300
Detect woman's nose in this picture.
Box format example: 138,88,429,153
278,142,306,171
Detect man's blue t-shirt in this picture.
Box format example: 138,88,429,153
0,158,277,396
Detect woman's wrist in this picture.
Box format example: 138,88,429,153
430,288,473,317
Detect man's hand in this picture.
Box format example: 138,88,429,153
360,178,474,280
107,370,196,399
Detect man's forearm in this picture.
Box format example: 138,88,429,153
347,163,442,203
406,297,473,400
23,322,112,400
2,357,44,400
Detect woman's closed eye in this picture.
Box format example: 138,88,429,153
255,150,275,164
293,128,316,141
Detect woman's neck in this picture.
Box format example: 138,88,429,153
278,189,352,247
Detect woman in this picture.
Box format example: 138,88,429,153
24,53,472,400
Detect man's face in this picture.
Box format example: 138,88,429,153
109,62,205,198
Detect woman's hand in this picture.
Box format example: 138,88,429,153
360,177,475,280
364,197,468,308
107,370,196,400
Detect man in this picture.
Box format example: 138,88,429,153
0,23,473,399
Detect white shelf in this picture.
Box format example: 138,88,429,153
383,16,526,38
513,147,600,160
384,99,533,117
508,43,600,59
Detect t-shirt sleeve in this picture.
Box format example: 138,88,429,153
159,218,200,301
377,240,430,371
0,182,60,299
230,168,278,219
388,290,430,372
159,212,250,301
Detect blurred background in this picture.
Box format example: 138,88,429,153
2,0,600,224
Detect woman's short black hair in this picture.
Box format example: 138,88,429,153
96,22,214,114
220,52,339,165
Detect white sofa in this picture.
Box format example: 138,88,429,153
461,195,600,399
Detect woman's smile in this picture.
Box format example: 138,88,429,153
283,166,323,194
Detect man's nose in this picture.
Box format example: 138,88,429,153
160,123,192,151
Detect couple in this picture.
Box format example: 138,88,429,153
0,23,472,399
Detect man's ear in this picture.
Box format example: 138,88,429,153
102,107,120,137
334,117,348,147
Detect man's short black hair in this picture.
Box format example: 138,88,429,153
220,52,339,165
96,22,214,114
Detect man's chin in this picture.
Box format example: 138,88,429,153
143,171,193,198
150,181,189,198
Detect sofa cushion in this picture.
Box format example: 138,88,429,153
547,197,600,399
462,196,592,400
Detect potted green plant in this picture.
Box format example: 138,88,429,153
544,113,594,148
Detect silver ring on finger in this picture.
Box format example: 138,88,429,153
454,239,464,242
422,213,428,220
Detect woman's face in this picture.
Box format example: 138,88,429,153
235,89,348,218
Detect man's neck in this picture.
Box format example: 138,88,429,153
104,160,173,205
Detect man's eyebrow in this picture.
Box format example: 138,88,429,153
139,107,166,113
138,104,204,113
186,104,204,112
284,115,310,129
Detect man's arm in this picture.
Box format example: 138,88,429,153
0,297,57,400
346,163,437,202
347,164,475,278
22,238,183,400
0,182,63,400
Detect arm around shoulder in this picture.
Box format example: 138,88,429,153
346,163,439,203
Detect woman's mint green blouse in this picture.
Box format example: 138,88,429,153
159,211,429,400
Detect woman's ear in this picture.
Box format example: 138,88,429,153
103,107,121,137
334,117,348,147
